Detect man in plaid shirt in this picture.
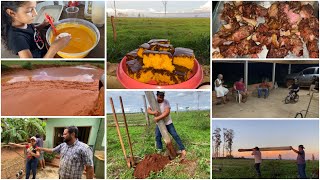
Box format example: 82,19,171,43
38,126,94,179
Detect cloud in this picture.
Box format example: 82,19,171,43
193,1,211,13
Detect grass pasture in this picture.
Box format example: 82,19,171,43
213,158,319,179
107,17,210,65
107,110,210,179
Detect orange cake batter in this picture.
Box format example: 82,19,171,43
50,23,96,54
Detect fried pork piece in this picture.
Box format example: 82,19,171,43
221,3,237,23
298,17,319,42
268,3,279,18
229,25,254,42
300,4,314,19
236,39,262,56
212,34,226,49
240,2,267,19
307,40,319,58
290,35,303,57
219,43,238,58
267,45,289,58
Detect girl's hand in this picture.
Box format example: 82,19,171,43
50,35,71,52
42,15,54,26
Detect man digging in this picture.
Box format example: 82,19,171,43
147,91,187,160
38,126,94,179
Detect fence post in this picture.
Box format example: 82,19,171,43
142,95,150,126
144,91,177,159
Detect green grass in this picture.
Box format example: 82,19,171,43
107,17,210,65
107,110,210,179
213,158,319,179
1,61,105,71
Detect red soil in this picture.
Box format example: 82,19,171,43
133,154,170,179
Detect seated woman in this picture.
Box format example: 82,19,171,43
214,74,229,104
234,78,248,103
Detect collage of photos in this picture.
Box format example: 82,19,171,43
0,0,319,180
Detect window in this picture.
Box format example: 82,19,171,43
302,68,315,75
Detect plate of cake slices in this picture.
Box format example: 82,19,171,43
117,39,203,89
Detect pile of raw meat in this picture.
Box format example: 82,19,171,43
212,1,319,58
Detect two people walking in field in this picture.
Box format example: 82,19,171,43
147,91,187,160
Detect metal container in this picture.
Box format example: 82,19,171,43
46,18,100,58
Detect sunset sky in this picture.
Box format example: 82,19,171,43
212,120,319,160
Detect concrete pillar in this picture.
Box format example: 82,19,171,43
288,64,291,74
244,61,248,88
272,63,276,86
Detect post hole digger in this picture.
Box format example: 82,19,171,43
109,97,136,168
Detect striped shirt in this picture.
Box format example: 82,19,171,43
53,140,93,179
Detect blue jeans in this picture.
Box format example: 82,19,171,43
258,88,269,98
155,123,185,151
297,164,307,179
26,158,38,179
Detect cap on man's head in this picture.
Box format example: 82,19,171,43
156,91,165,96
30,136,37,141
254,146,259,150
299,145,305,149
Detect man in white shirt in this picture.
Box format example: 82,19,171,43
147,91,187,160
252,146,262,178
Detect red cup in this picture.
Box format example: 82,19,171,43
116,56,203,89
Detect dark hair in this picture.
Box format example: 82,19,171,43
156,91,165,96
65,126,78,138
254,146,259,150
1,1,28,50
35,134,40,138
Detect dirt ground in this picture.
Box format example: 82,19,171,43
107,62,211,89
1,147,25,179
1,65,104,116
213,88,319,118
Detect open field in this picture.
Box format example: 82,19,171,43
213,158,319,179
107,17,210,65
107,111,210,179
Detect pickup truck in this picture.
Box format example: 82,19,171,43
285,67,319,88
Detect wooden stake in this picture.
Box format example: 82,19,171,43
119,96,135,167
109,97,130,168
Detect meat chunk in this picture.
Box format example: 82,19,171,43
229,25,254,42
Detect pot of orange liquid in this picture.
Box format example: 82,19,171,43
46,18,100,58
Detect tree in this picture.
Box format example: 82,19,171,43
162,1,168,16
222,128,227,157
213,128,222,158
225,129,234,156
1,118,46,143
